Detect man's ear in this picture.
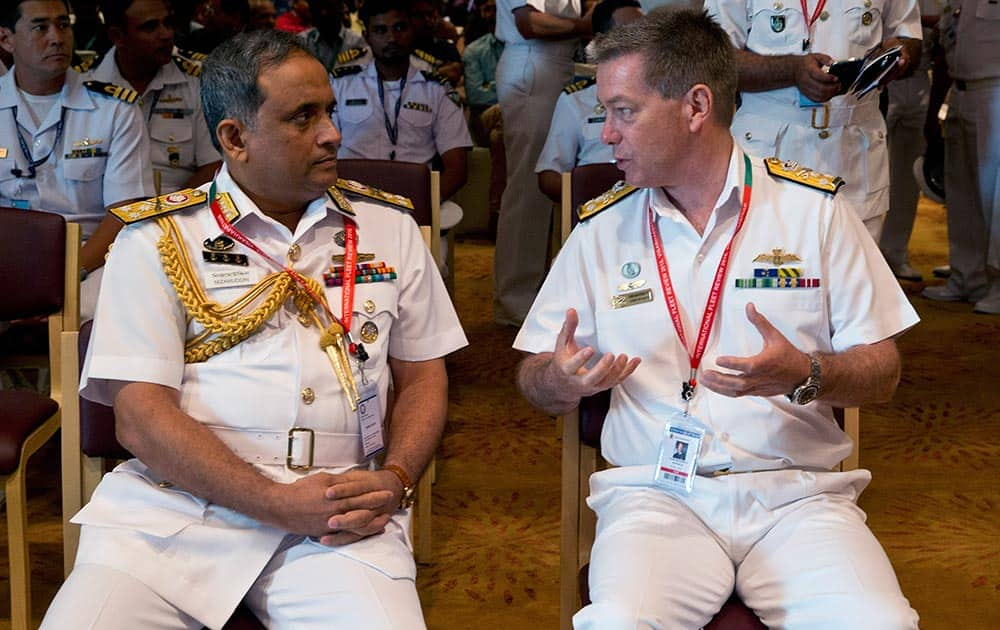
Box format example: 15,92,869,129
685,84,714,134
216,118,249,163
0,27,15,56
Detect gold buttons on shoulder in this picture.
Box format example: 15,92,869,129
818,130,830,139
301,387,315,404
288,243,301,262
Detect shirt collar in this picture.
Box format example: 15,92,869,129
649,142,745,232
0,68,93,112
94,46,186,96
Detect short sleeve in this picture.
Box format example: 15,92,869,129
705,0,751,48
535,93,581,173
102,101,155,206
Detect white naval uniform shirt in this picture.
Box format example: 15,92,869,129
332,47,447,77
515,145,919,475
299,25,368,71
90,48,221,194
940,0,1000,81
535,81,613,174
0,69,153,239
496,0,581,52
76,164,467,629
707,0,921,221
332,60,471,164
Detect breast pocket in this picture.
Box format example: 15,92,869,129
0,158,22,199
734,111,789,159
338,98,375,125
722,288,826,354
747,7,802,53
61,155,106,183
399,104,434,129
594,299,665,360
348,282,399,367
844,0,883,47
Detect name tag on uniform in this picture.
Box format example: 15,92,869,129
204,268,255,289
587,116,606,124
357,382,385,459
345,98,368,106
611,288,653,309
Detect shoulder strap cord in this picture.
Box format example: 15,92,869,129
155,216,323,363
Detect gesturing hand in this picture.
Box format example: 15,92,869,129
546,308,641,399
699,303,811,398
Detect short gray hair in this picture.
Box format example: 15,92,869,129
201,30,312,152
589,8,738,125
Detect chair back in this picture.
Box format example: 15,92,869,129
78,320,131,459
336,159,433,227
0,207,67,320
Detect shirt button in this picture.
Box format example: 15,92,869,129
818,130,830,139
301,387,315,404
696,253,706,263
744,131,752,141
288,243,301,262
820,10,829,19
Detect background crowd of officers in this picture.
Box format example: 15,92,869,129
1,0,997,321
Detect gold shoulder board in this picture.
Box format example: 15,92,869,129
577,180,640,222
563,77,595,94
414,49,442,66
173,54,202,77
326,186,357,217
175,47,208,61
71,52,98,73
764,157,844,195
83,80,139,105
336,47,366,65
335,178,414,211
332,64,363,78
110,188,208,224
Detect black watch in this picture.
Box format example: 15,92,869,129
787,353,821,405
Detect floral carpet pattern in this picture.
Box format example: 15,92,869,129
1,199,997,629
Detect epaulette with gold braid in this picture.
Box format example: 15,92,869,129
71,51,99,73
764,157,844,195
326,185,356,217
577,180,640,222
174,47,207,61
420,70,461,105
336,179,414,211
413,48,443,67
336,47,367,65
84,80,140,104
110,189,208,224
563,77,595,94
331,64,363,78
173,54,202,77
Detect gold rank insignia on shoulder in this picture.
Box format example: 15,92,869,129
173,54,202,77
564,77,596,94
578,180,640,222
71,51,98,73
332,64,364,78
335,179,414,211
336,47,367,65
752,248,802,266
110,188,208,224
84,80,139,104
764,157,844,194
326,185,357,217
414,49,443,67
174,47,207,61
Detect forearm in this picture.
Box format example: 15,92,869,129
538,170,561,203
736,49,800,92
514,7,590,41
114,382,282,525
81,212,126,272
517,352,581,416
439,148,468,200
816,338,901,407
384,358,449,482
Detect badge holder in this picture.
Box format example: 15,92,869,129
652,412,705,494
356,358,385,459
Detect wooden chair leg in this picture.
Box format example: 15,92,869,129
6,467,32,630
415,465,434,564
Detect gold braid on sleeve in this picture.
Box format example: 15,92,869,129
155,216,324,363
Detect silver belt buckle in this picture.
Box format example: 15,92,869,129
287,427,315,470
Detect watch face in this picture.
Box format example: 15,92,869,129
795,384,820,405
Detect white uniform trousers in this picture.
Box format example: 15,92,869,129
42,535,426,630
880,71,930,267
494,41,574,324
573,470,918,630
941,81,1000,301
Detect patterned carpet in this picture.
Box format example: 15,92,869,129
1,198,998,629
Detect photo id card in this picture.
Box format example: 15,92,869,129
357,382,385,459
653,413,705,494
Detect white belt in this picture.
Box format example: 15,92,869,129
209,425,360,470
741,95,883,129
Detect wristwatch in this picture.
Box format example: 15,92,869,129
787,353,821,405
383,464,416,509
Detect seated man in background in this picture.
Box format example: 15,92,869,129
462,0,500,145
535,0,641,202
299,0,366,71
43,30,466,629
515,9,920,628
0,0,153,321
248,0,278,30
409,0,462,86
332,0,471,237
93,0,221,193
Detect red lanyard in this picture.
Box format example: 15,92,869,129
799,0,828,50
208,181,360,349
647,153,753,403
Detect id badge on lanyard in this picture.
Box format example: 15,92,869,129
653,410,705,494
358,380,385,459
